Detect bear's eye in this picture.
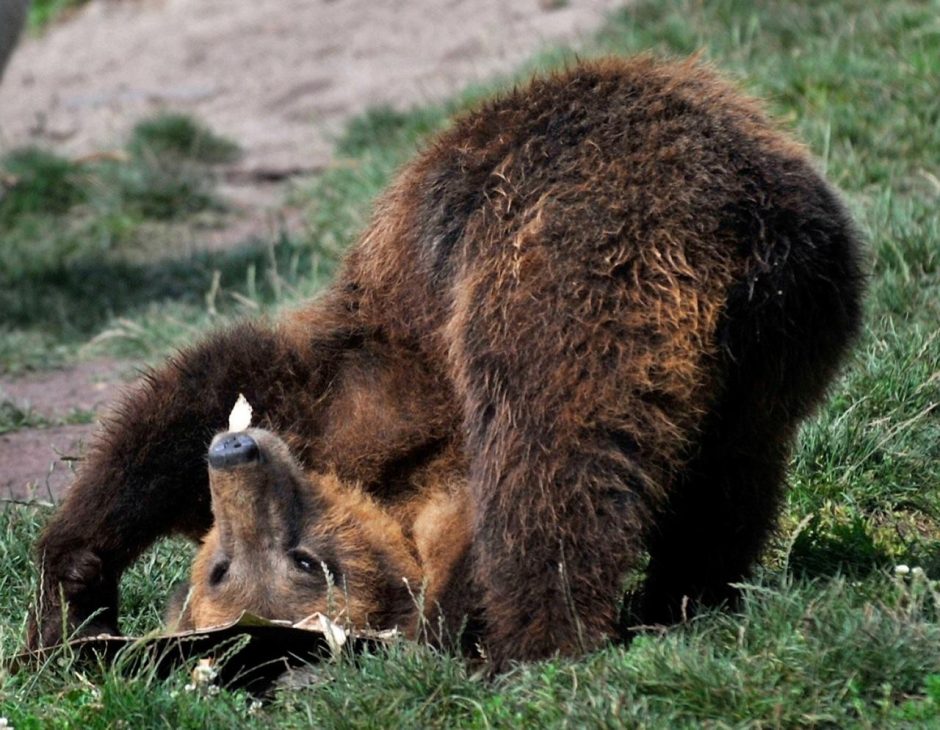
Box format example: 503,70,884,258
289,549,319,574
209,561,229,586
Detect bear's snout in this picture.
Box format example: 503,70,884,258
208,432,260,469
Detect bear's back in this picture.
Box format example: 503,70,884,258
347,56,854,356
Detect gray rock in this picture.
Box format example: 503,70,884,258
0,0,30,82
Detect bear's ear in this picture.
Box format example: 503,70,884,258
304,471,394,532
305,471,367,509
165,580,193,632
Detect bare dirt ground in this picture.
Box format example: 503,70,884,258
0,359,135,501
1,0,620,174
0,0,621,500
1,424,94,502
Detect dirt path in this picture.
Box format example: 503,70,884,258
1,359,131,418
0,0,621,501
0,359,134,501
1,0,620,174
1,425,96,503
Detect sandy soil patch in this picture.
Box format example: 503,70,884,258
1,358,132,417
0,359,135,500
1,0,622,175
0,424,94,501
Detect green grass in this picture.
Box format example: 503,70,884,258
0,399,93,435
2,0,940,725
27,0,88,31
128,113,241,166
0,148,86,223
2,510,939,727
0,114,269,370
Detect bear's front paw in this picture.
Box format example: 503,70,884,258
57,548,105,592
27,548,120,651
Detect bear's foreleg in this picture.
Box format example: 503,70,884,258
447,260,694,666
28,318,346,649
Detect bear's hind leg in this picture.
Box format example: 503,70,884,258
449,259,701,666
634,410,793,627
636,182,866,627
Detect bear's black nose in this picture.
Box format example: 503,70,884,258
208,433,260,469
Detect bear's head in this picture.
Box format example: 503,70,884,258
166,428,425,633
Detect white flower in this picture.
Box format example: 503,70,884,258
895,564,911,576
912,566,926,578
191,658,218,685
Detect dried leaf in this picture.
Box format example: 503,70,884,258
228,394,253,432
294,612,347,656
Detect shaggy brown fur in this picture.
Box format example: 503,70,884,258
29,56,864,667
166,428,472,641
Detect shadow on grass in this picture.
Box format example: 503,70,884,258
788,515,893,578
786,510,940,581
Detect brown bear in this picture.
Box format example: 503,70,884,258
165,426,474,645
28,56,865,668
